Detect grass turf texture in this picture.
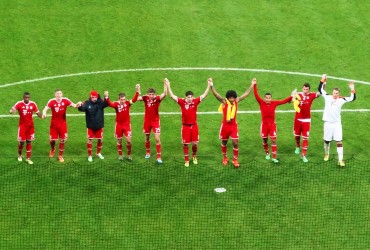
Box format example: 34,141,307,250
1,0,370,249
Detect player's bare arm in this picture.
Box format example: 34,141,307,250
200,78,212,101
42,106,49,118
36,111,43,119
157,79,167,100
237,78,256,102
129,84,141,103
164,78,178,102
209,78,225,103
9,107,16,114
318,74,327,95
72,101,83,108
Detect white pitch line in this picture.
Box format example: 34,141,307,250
1,109,370,118
1,67,370,88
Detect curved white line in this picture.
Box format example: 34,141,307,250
1,109,370,118
1,67,369,88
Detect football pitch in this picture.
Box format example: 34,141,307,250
1,1,370,249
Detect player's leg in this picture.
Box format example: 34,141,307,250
231,139,240,168
294,120,301,154
117,138,123,160
143,122,151,158
25,127,35,164
17,126,26,161
181,125,190,166
115,123,123,159
270,124,278,163
96,129,104,159
219,124,229,165
333,123,344,166
230,125,240,168
300,122,311,163
87,128,94,161
125,125,132,161
260,123,270,158
191,124,199,164
57,124,68,162
153,123,162,163
323,122,333,161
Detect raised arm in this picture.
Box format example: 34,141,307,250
345,81,356,102
103,91,115,108
237,78,256,102
164,78,178,102
318,74,327,95
199,79,211,101
209,78,225,104
253,79,263,103
159,79,167,100
131,84,140,103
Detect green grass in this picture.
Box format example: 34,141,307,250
1,0,370,249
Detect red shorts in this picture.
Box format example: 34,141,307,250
181,124,199,144
143,120,160,134
293,119,311,138
50,123,68,141
260,123,277,139
87,128,104,139
219,123,239,140
18,125,35,141
115,122,132,139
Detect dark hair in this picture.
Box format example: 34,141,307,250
333,87,340,92
185,91,193,96
225,90,237,99
303,83,311,89
23,92,31,96
147,88,156,94
118,93,126,98
264,93,272,97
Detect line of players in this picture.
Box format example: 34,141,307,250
9,74,356,167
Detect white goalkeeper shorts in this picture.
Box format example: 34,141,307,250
323,121,342,142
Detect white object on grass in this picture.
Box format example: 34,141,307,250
214,187,226,193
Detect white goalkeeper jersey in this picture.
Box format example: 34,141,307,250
320,86,354,123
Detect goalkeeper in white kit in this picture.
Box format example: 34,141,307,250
318,74,356,167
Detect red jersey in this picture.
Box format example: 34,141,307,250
254,85,292,124
294,92,319,120
46,98,73,126
177,97,201,124
142,95,162,122
221,101,238,125
107,99,134,124
12,101,39,127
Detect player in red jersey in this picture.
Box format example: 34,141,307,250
292,83,321,163
253,78,293,163
165,78,211,167
42,89,82,163
104,84,140,161
210,78,255,168
9,92,43,164
137,81,166,164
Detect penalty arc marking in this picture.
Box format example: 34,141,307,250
1,67,368,117
0,67,370,88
